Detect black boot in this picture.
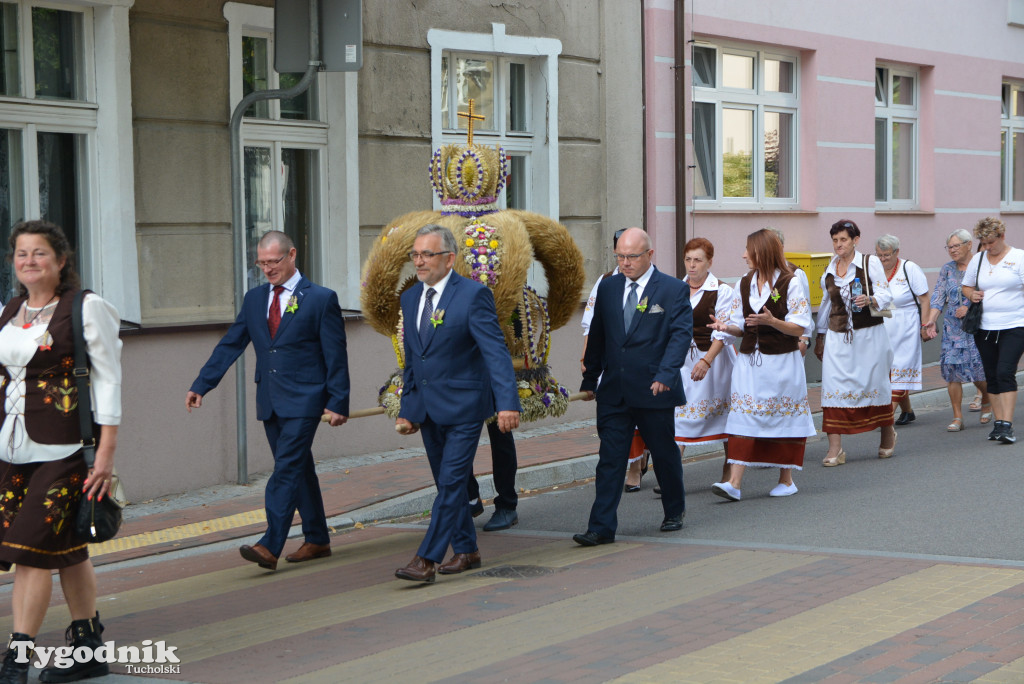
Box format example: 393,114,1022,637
0,633,34,684
39,613,108,683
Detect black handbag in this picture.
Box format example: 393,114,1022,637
70,291,126,543
962,253,984,336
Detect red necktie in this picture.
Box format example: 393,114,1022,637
268,285,285,337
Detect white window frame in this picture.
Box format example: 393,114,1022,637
224,2,360,306
691,42,800,210
1001,81,1024,209
427,23,561,218
874,64,919,209
0,0,139,322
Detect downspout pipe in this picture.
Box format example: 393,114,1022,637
674,0,687,276
227,0,322,484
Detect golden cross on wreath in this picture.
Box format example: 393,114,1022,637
457,98,486,146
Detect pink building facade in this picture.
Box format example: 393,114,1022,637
643,0,1024,286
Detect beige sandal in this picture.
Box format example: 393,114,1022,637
878,431,898,459
980,404,993,424
947,418,964,432
823,450,846,467
969,394,983,412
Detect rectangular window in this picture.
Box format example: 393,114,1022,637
241,32,316,122
32,7,82,100
0,3,20,96
692,43,799,207
0,128,23,298
1002,82,1024,208
37,131,83,248
875,65,919,207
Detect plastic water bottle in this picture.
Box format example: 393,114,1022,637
851,277,863,312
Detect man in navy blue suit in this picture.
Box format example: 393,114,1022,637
394,224,521,583
574,227,692,545
186,231,350,571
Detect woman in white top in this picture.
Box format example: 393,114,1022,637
874,234,932,426
962,217,1024,445
674,238,736,483
708,229,815,501
0,221,122,683
814,220,896,466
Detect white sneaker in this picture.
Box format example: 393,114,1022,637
711,482,741,501
769,482,798,497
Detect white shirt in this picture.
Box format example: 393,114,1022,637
728,269,812,333
621,263,655,309
0,294,122,464
267,270,302,318
416,268,454,333
581,266,618,336
962,247,1024,330
816,251,893,333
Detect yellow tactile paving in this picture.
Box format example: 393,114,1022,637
975,655,1024,683
89,509,268,556
119,539,636,664
612,564,1024,683
284,549,822,684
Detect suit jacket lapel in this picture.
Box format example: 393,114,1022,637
271,277,308,343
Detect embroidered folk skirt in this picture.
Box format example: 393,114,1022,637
0,452,89,571
821,325,895,434
883,306,923,391
674,344,735,445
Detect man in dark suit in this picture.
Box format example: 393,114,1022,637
394,224,521,583
186,231,349,571
575,227,692,545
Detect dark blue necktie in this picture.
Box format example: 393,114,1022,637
624,282,638,331
419,287,436,347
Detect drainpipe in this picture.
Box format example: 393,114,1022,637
674,0,687,276
227,0,322,484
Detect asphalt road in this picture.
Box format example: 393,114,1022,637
509,391,1024,564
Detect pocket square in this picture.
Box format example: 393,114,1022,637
649,304,665,314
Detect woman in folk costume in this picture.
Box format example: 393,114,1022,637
673,238,736,483
813,219,896,466
708,229,815,501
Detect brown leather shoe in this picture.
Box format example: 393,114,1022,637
395,555,436,583
239,543,278,570
438,551,482,575
285,542,332,563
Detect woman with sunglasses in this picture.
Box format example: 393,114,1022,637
708,229,814,501
922,230,990,432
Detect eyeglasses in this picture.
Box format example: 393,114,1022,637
876,251,895,260
614,252,649,262
945,241,968,251
255,255,288,269
408,250,452,261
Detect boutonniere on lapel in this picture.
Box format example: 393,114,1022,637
636,297,649,313
770,288,781,303
285,295,299,314
430,309,445,328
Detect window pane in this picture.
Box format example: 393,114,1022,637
892,74,914,106
764,59,793,94
281,148,315,276
692,46,715,87
1002,130,1007,203
722,54,753,90
722,108,753,197
1015,88,1024,118
0,128,23,299
508,62,527,132
0,3,20,97
764,112,793,198
242,36,270,118
1003,84,1011,118
441,55,449,127
455,57,495,132
692,102,715,199
892,121,914,200
874,117,887,201
1014,132,1024,202
280,72,314,120
506,154,526,209
37,131,81,255
32,8,82,100
875,67,886,105
244,146,273,288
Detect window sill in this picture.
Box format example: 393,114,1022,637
874,210,934,215
691,209,817,215
999,210,1024,215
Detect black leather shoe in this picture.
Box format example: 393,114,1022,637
660,515,684,532
572,531,614,546
895,411,916,426
470,500,484,518
483,508,518,531
653,484,662,495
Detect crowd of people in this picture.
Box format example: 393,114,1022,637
0,215,1019,682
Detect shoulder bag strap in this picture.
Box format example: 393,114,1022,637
71,290,96,468
903,260,922,320
863,254,872,302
